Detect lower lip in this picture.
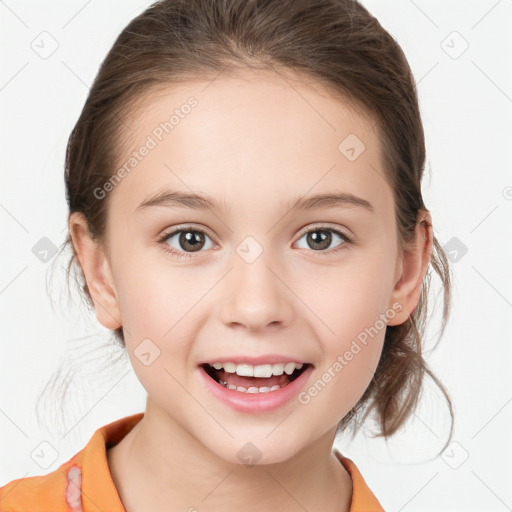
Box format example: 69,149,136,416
198,365,314,414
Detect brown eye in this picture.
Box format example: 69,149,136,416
160,227,215,258
296,227,351,252
176,230,206,252
306,230,332,251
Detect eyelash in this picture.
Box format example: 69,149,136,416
157,225,353,261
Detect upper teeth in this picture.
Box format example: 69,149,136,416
210,362,304,378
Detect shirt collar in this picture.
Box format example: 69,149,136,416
76,413,383,511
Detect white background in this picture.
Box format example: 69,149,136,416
1,1,511,510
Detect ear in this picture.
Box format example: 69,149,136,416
387,209,433,326
68,212,122,330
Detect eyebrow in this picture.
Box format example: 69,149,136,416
135,189,374,214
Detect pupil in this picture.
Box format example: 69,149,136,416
181,231,204,252
309,230,330,250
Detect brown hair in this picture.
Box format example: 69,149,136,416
48,0,453,446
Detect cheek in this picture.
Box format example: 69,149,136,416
113,256,206,374
292,249,394,337
115,263,195,403
292,251,390,412
304,316,385,426
114,252,193,334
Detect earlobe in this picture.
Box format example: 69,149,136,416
387,210,433,326
68,212,122,330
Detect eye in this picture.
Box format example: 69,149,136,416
295,226,352,253
158,224,352,261
158,226,215,260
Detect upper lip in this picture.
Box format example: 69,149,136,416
199,355,311,366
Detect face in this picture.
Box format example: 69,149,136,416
82,69,409,465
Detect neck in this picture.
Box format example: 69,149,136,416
107,397,352,512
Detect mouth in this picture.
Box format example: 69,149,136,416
201,362,312,394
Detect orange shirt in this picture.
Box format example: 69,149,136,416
0,413,384,511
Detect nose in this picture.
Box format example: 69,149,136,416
219,248,294,333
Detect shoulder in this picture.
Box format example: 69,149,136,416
333,449,385,512
0,413,144,512
0,456,84,511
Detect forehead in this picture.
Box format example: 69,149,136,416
109,70,392,220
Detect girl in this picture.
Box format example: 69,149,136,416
0,0,453,510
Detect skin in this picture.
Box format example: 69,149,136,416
69,68,433,512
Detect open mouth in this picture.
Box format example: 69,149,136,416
201,362,311,394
